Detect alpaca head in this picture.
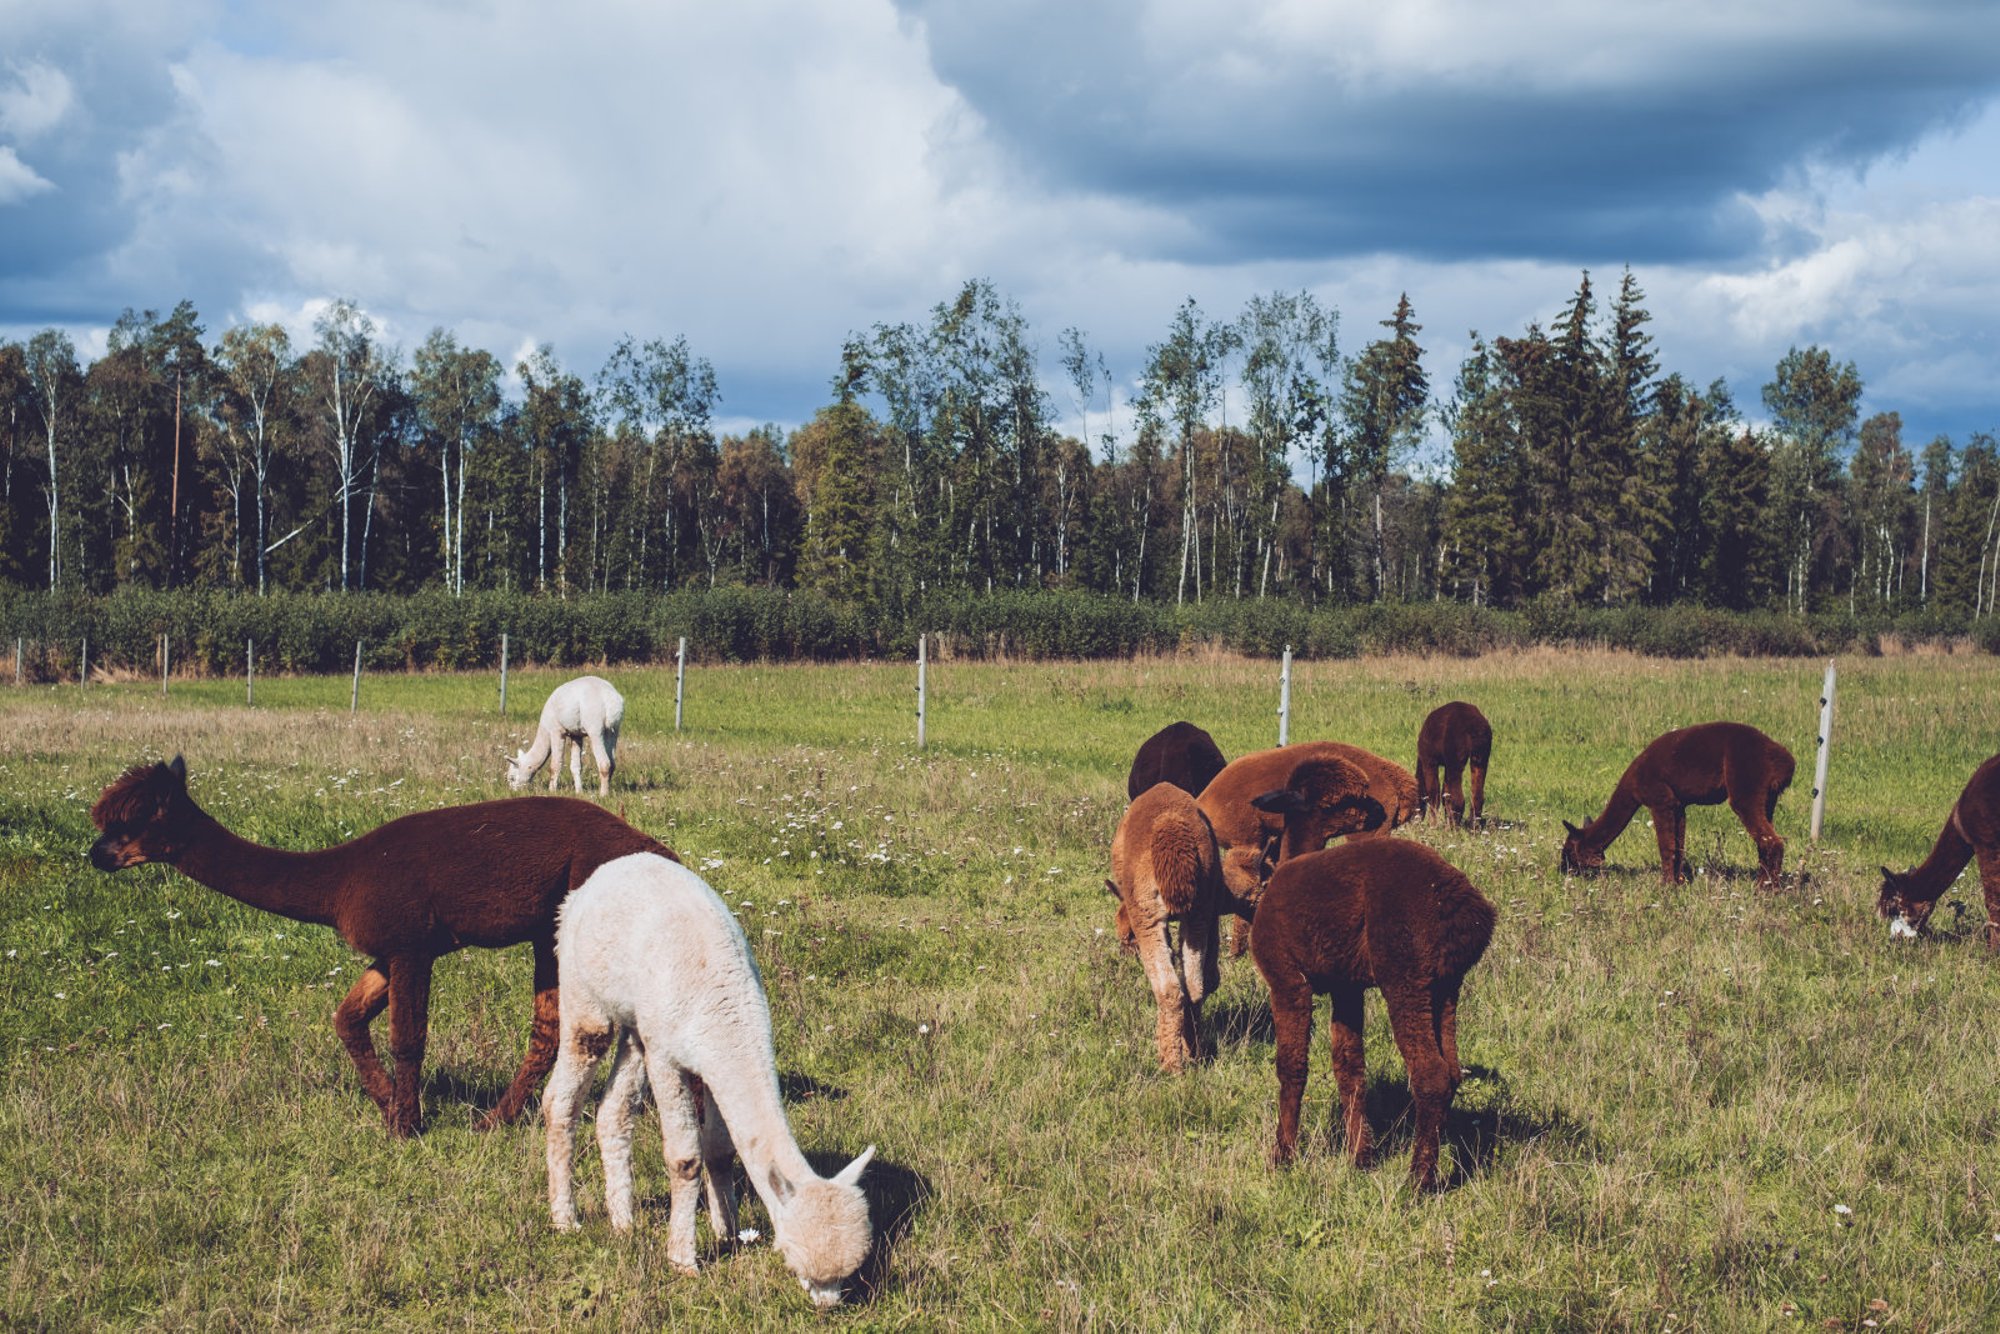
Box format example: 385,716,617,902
90,757,197,871
504,750,537,790
1559,820,1603,874
1248,758,1385,859
1876,867,1935,939
1218,841,1270,914
766,1146,875,1308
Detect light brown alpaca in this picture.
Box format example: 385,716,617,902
1246,792,1496,1190
1110,722,1232,954
1417,701,1492,827
90,757,675,1136
1198,743,1407,955
1106,783,1259,1071
1878,752,2000,948
1561,722,1794,890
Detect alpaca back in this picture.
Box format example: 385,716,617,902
543,675,625,739
1112,783,1220,919
555,853,771,1073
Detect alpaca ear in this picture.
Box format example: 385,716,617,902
1103,878,1121,899
767,1165,796,1203
833,1144,876,1187
1879,866,1896,882
1251,788,1305,814
167,755,187,782
1562,819,1581,837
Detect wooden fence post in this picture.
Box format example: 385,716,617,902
1278,644,1292,746
1810,660,1836,842
80,637,87,688
675,636,686,731
350,640,363,715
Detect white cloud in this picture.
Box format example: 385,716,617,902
0,145,53,204
0,59,74,140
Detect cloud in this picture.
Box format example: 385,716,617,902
0,59,74,140
0,146,54,204
893,0,2000,264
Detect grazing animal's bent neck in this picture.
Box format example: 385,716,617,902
1578,783,1642,852
1908,803,1977,895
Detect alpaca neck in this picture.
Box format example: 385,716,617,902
1581,784,1642,851
707,1050,816,1209
170,807,343,928
1905,802,1976,896
520,727,554,770
1277,823,1315,863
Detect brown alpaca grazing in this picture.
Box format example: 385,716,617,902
1127,721,1229,801
1878,752,2000,948
1246,831,1495,1190
1560,722,1794,890
1198,742,1410,955
1416,701,1492,827
89,757,676,1137
1106,783,1232,1071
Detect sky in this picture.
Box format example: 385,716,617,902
2,0,1998,458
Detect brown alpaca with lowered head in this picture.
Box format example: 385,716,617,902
1127,721,1229,801
1244,797,1496,1189
1561,722,1794,890
89,757,675,1136
1198,742,1409,955
1106,783,1238,1071
1417,701,1492,827
1878,752,2000,948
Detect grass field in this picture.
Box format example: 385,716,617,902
4,649,1999,1330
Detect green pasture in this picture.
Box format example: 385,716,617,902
2,650,1998,1330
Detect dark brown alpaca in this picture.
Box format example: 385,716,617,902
89,757,675,1136
1416,701,1492,827
1127,721,1229,801
1560,722,1794,890
1198,742,1408,955
1878,753,2000,948
1244,827,1495,1190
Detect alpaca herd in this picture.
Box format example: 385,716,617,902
81,669,2000,1306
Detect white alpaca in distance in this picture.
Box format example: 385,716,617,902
507,674,624,796
544,852,875,1309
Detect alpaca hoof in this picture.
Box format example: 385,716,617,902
1268,1143,1295,1169
472,1107,511,1133
551,1212,581,1233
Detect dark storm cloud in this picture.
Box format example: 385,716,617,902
895,0,2000,262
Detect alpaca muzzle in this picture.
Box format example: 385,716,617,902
1888,914,1919,941
89,835,148,871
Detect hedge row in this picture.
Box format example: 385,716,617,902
0,586,1988,678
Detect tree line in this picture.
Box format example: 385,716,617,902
3,273,1995,620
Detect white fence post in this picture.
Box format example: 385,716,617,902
1810,660,1836,842
161,633,169,696
916,634,927,749
13,636,20,686
80,637,87,687
1278,644,1292,746
499,633,509,716
350,640,363,715
675,636,687,731
246,639,254,707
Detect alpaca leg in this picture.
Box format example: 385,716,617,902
594,1029,649,1232
1673,807,1690,881
1181,904,1220,1009
1137,916,1194,1072
546,730,562,791
1651,805,1686,885
644,1054,707,1275
481,933,562,1131
1977,846,2000,952
1467,759,1487,826
1266,978,1315,1167
544,1018,613,1230
1384,982,1452,1191
1730,787,1785,889
589,731,614,796
1229,913,1252,959
333,962,394,1113
1443,760,1468,828
689,1072,739,1244
1327,987,1370,1168
1433,976,1466,1082
568,737,585,793
1417,756,1439,822
385,955,434,1137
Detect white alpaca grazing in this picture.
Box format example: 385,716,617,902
507,674,624,796
544,852,875,1308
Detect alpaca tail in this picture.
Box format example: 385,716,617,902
1151,812,1209,916
1434,878,1499,978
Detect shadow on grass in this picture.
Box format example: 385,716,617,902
1345,1063,1595,1191
1204,996,1275,1049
